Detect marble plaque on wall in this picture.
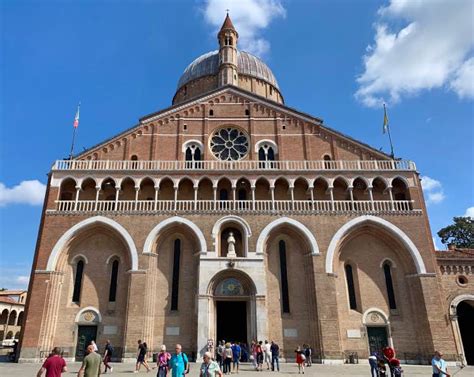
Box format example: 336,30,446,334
283,328,298,338
103,325,118,335
347,329,361,338
166,326,180,336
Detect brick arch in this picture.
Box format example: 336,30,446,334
256,217,320,255
46,216,138,271
325,215,427,274
142,216,207,255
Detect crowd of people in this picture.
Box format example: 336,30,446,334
34,339,453,377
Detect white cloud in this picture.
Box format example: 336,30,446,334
16,276,29,285
450,57,474,99
355,0,474,107
0,180,46,206
203,0,286,56
464,206,474,218
420,175,445,205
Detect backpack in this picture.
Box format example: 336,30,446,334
181,353,190,373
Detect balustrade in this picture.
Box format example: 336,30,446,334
53,159,416,171
53,199,417,214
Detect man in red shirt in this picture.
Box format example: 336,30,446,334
37,347,67,377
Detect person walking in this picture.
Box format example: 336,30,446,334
77,344,102,377
223,342,233,375
157,345,171,377
270,341,280,372
91,340,99,353
231,342,241,374
263,340,272,370
36,347,67,377
304,345,312,367
200,351,223,377
169,344,189,377
250,341,257,370
102,340,113,374
432,351,450,377
255,341,264,372
216,341,224,368
135,340,151,373
295,346,306,374
368,352,378,377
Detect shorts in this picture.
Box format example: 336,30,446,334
233,357,240,365
137,354,145,363
256,353,263,364
264,352,272,363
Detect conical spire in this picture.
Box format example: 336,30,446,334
218,12,238,38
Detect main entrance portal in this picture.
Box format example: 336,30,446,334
216,301,247,344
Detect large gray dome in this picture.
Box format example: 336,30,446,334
177,50,280,90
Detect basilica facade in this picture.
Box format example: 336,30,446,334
20,15,474,365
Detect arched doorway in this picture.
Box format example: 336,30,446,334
209,271,257,347
363,309,392,355
75,307,101,361
450,295,474,365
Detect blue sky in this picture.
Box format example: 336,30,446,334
1,0,473,289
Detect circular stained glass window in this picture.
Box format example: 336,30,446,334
210,127,249,161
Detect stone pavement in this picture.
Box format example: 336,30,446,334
0,362,472,377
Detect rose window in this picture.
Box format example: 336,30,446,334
210,127,249,161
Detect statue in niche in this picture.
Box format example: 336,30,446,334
227,231,237,257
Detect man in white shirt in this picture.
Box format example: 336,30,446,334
264,340,272,370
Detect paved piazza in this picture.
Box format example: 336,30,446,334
0,362,472,376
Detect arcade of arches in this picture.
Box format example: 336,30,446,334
20,213,474,366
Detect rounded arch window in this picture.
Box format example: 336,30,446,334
210,127,249,161
215,278,245,296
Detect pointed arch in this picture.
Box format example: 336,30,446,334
325,215,427,274
142,216,207,254
256,217,320,255
46,216,139,271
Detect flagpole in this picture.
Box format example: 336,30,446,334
69,102,80,159
69,126,77,160
383,103,395,159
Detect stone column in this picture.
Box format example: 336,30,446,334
123,270,147,361
94,186,100,211
196,295,212,358
154,186,159,211
255,295,268,342
74,186,81,211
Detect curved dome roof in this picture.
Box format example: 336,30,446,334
177,50,279,90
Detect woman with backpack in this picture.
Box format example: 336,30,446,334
157,345,171,377
295,346,306,374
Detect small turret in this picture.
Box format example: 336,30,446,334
218,13,239,87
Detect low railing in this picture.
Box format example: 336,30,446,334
52,159,416,171
53,200,417,214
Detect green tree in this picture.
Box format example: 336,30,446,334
437,216,474,248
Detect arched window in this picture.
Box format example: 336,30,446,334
17,312,24,326
0,309,8,325
279,240,290,313
72,260,84,303
184,142,203,168
109,260,119,302
257,142,277,168
238,189,247,201
345,264,357,310
8,311,17,326
171,239,181,311
383,262,397,310
6,331,13,340
14,331,20,339
323,154,332,169
209,109,214,116
131,155,138,161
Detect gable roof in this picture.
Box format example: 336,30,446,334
74,85,392,160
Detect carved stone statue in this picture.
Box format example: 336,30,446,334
227,231,236,257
